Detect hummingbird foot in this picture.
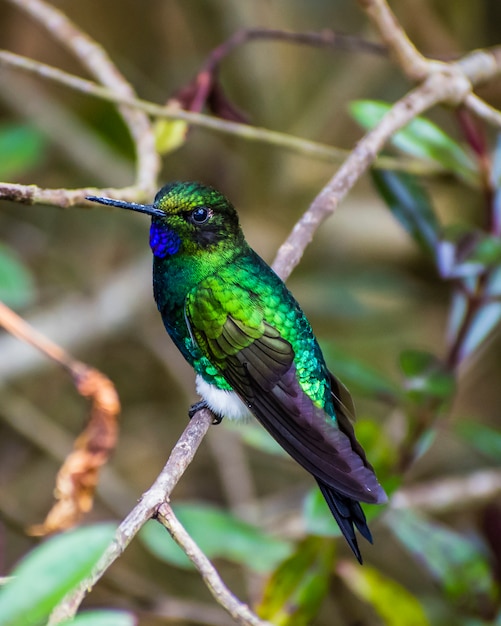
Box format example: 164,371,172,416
188,400,223,425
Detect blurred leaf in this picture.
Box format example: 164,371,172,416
440,230,501,278
154,118,189,154
0,243,35,308
455,421,501,461
350,100,479,184
400,350,455,403
323,344,399,400
0,124,45,180
0,523,116,626
256,537,335,626
491,134,501,232
140,503,292,573
371,169,441,258
60,610,136,626
447,268,501,363
355,419,398,477
447,288,468,344
460,301,501,362
337,560,430,626
388,509,496,602
468,234,501,266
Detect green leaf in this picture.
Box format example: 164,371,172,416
459,295,501,363
0,243,35,308
0,124,45,180
153,118,188,155
455,421,501,461
350,100,479,184
388,509,496,602
60,610,136,626
322,344,399,400
337,560,430,626
0,523,116,626
371,170,441,258
256,537,335,626
140,503,292,573
400,350,455,403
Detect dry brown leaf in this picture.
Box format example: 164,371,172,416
30,366,120,535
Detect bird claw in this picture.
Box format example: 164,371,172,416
188,400,223,425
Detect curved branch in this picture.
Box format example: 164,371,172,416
6,0,159,194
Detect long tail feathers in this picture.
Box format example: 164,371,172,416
316,479,373,564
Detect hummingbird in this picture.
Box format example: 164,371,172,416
87,181,387,562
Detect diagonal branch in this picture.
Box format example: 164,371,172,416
271,71,469,279
156,503,272,626
49,408,214,624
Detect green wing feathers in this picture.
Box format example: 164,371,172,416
186,278,294,390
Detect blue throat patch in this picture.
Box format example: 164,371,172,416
149,222,181,258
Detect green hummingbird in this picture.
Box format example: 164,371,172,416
88,181,387,562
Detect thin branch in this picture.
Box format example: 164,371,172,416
271,71,470,279
357,0,431,80
0,50,441,183
49,408,213,624
157,503,272,626
391,468,501,513
0,182,152,207
184,27,387,114
465,92,501,129
5,0,159,194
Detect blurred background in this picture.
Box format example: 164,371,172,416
1,1,501,624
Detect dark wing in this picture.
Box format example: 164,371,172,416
186,281,386,505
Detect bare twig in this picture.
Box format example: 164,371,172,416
6,0,159,194
357,0,429,80
465,92,501,129
157,503,272,626
391,468,501,513
49,408,213,624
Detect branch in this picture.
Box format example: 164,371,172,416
5,0,159,195
157,503,272,626
391,468,501,513
271,71,468,279
271,13,501,279
0,50,441,192
357,0,430,80
49,408,213,623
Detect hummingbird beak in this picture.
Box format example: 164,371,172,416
86,195,164,218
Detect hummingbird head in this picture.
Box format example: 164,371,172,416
87,181,244,259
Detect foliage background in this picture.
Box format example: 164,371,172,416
1,1,501,625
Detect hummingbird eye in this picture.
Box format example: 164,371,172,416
190,206,211,224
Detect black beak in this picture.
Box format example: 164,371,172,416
86,195,164,218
